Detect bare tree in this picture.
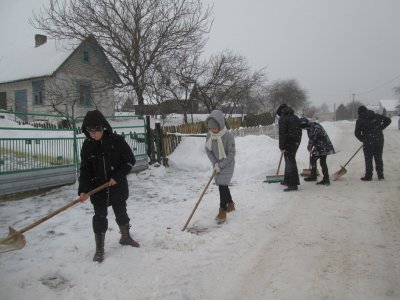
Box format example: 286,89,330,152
194,50,266,113
394,86,400,97
266,79,308,114
31,0,213,111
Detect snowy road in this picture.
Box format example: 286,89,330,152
0,120,399,300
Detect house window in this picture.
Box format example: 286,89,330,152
32,80,45,105
78,82,92,106
82,48,90,64
0,92,6,109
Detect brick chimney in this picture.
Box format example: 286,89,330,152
35,34,47,47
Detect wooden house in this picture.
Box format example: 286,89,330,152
0,34,121,122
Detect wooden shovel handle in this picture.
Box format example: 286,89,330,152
342,145,363,168
276,152,284,176
17,183,109,235
182,171,216,231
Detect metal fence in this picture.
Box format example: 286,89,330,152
0,111,148,197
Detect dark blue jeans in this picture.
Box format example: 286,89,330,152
92,200,130,234
283,150,300,186
219,185,233,210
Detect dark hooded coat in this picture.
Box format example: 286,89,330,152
78,110,136,205
355,109,391,148
278,106,302,151
307,122,335,157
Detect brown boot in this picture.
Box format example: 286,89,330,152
215,208,227,222
226,201,236,213
119,224,140,247
93,233,105,262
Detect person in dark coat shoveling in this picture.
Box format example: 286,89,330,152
300,118,335,185
355,105,391,181
276,104,302,192
79,110,139,263
205,110,236,222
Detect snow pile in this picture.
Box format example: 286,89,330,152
0,117,399,300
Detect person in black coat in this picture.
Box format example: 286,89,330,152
300,118,335,185
355,105,391,181
277,104,302,191
79,110,139,262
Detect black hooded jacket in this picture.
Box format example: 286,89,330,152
355,110,391,148
278,106,302,151
78,110,136,204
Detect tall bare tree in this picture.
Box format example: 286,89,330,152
194,50,266,113
31,0,213,111
266,79,308,114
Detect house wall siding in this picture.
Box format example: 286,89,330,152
0,39,116,121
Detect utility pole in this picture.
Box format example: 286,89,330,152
351,93,355,120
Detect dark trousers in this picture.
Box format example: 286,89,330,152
219,185,233,210
283,150,300,186
92,200,130,234
310,155,329,179
363,143,384,178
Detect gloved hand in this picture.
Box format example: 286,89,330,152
307,144,313,152
213,163,221,174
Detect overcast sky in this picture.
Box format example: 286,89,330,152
1,0,400,110
201,0,400,109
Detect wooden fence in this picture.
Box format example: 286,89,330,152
146,116,276,166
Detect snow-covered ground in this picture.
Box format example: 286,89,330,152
0,117,399,300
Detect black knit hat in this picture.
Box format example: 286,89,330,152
358,105,367,115
276,104,287,117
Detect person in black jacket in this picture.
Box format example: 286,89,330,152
79,110,139,263
355,105,391,181
277,104,302,191
300,118,335,185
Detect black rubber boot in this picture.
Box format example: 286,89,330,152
93,233,105,262
316,177,330,186
119,224,140,247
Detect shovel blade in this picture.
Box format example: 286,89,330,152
0,227,26,253
264,175,285,183
332,166,347,181
300,169,312,177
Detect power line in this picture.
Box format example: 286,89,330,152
356,73,400,95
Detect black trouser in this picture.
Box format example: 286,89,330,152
92,200,130,234
310,155,329,179
219,185,233,210
283,150,300,186
363,143,384,178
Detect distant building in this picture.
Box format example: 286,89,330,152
134,99,200,115
0,34,121,122
365,104,380,113
378,99,399,117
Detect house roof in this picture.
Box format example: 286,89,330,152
0,39,77,84
0,35,121,85
379,99,400,111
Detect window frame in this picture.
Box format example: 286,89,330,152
32,80,45,106
77,81,93,107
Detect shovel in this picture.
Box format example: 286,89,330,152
182,171,216,231
265,152,285,183
332,145,363,181
0,183,109,253
300,152,320,177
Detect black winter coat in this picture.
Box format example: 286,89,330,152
307,122,335,157
278,106,302,152
355,110,391,148
78,110,136,205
